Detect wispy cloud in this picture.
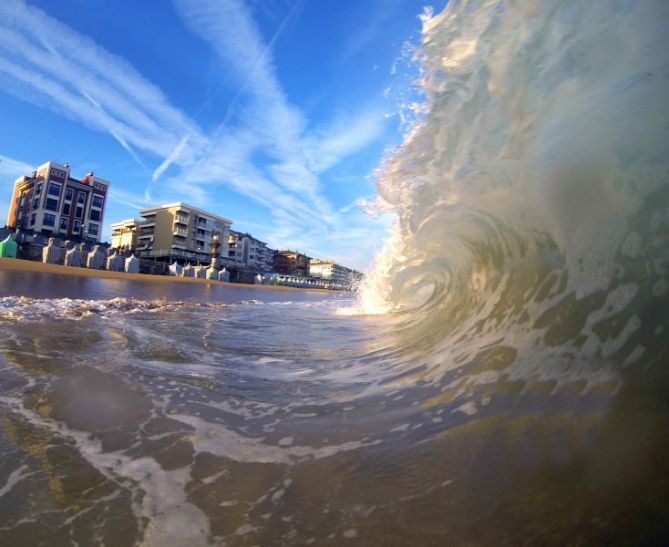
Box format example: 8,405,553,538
338,0,404,63
152,135,190,182
0,0,207,168
0,0,392,268
0,154,33,179
171,0,390,259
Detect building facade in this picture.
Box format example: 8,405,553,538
110,219,141,250
133,202,231,264
7,161,109,242
225,230,275,272
274,250,311,277
309,259,353,287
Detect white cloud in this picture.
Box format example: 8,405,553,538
152,135,191,182
0,0,392,269
0,154,33,180
170,0,391,262
0,0,208,167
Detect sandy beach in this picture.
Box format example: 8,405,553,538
0,257,332,293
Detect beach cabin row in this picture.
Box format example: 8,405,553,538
39,237,139,273
168,261,231,282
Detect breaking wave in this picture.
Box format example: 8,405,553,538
357,0,669,388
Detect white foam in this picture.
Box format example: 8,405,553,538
0,296,223,322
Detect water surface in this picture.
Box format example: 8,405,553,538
2,0,669,544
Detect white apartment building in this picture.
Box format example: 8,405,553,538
309,259,357,288
226,231,275,272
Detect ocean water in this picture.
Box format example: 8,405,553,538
2,0,669,545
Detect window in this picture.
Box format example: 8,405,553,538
88,223,99,236
62,203,71,216
92,195,103,208
43,213,55,227
77,193,86,205
73,220,81,232
75,206,83,219
59,217,69,231
45,197,59,211
32,197,40,210
89,209,101,221
35,182,42,195
197,228,205,237
30,213,36,225
48,182,62,197
65,188,73,201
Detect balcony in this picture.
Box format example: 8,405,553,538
174,215,189,225
173,227,188,237
138,233,154,240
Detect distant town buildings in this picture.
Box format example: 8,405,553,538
3,162,363,288
309,258,350,285
7,161,109,242
274,250,311,277
309,258,363,289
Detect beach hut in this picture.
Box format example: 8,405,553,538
183,263,195,277
194,265,206,278
106,251,123,272
206,265,218,280
42,238,61,264
86,246,105,269
64,245,82,267
218,268,230,282
169,261,182,276
125,254,139,274
0,234,18,258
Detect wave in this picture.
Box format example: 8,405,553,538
356,0,669,385
0,296,224,322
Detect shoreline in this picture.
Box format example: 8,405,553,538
0,257,334,294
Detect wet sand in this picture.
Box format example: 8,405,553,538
0,257,331,294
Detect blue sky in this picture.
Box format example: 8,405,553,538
0,0,441,269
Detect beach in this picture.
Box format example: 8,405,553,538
0,257,331,293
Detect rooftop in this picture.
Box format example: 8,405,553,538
139,202,232,225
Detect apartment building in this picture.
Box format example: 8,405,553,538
110,219,141,249
134,202,231,264
226,230,275,272
310,259,364,289
309,259,355,287
274,250,311,277
7,160,109,242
